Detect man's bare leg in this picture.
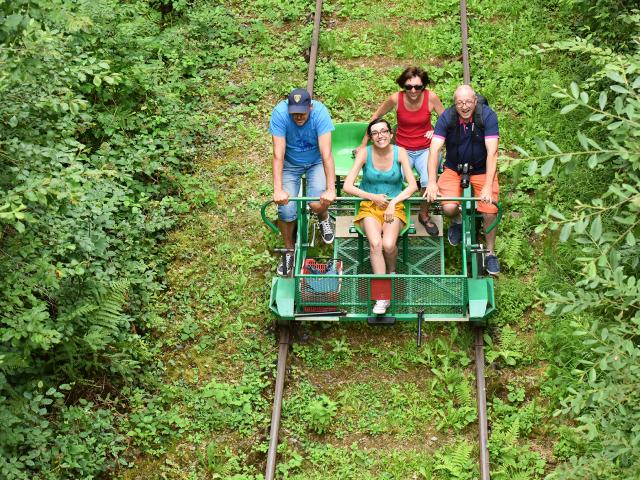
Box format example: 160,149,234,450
482,213,497,254
278,220,296,250
309,201,329,220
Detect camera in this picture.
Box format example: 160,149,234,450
457,162,473,189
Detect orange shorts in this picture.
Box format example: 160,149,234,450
437,168,499,214
353,201,407,227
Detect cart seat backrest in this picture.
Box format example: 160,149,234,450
332,122,368,176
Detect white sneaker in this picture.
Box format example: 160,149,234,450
372,299,391,315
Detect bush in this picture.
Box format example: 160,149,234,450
521,18,640,479
0,1,248,477
0,385,125,479
557,0,640,52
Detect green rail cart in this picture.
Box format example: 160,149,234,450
262,195,501,327
262,122,502,332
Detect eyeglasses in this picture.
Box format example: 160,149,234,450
404,84,424,91
455,99,476,107
370,129,390,137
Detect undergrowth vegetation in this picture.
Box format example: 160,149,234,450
1,0,638,478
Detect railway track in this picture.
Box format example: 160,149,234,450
265,1,491,478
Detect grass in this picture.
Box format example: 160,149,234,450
118,0,585,478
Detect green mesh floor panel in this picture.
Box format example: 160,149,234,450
296,236,467,316
335,236,443,276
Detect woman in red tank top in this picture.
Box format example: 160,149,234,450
359,66,445,235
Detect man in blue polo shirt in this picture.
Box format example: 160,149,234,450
269,88,336,276
424,84,501,275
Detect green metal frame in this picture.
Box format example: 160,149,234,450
262,195,501,325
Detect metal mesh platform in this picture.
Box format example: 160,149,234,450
295,236,468,316
335,236,443,276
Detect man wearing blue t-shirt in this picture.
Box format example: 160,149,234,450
269,88,336,276
424,84,501,275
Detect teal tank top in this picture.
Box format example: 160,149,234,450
358,145,403,198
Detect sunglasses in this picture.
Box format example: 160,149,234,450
404,84,425,91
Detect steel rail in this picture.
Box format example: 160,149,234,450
306,0,323,96
460,1,491,476
460,0,471,85
265,0,323,477
265,328,291,480
475,327,490,480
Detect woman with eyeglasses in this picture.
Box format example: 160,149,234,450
358,66,445,236
344,118,418,315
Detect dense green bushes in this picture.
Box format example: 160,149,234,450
521,4,639,477
0,1,248,477
557,0,639,52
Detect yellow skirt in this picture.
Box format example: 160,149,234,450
353,200,407,227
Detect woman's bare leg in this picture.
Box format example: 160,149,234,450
360,217,385,274
381,218,404,273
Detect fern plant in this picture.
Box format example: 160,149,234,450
52,280,134,380
433,442,475,479
485,325,526,366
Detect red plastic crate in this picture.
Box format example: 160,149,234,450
300,259,343,312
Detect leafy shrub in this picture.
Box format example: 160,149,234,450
489,419,545,480
0,0,250,477
485,326,526,366
433,442,475,480
0,385,125,479
488,396,546,479
306,394,338,434
557,0,640,52
494,277,535,326
520,22,640,480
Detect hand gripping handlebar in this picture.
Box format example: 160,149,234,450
260,197,502,234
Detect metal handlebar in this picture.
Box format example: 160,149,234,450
260,197,502,234
261,201,279,233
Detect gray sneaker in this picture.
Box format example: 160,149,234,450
318,216,334,244
277,252,294,276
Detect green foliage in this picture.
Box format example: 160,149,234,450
552,425,586,461
485,326,527,366
306,394,338,434
488,396,546,479
393,20,461,59
292,335,352,370
0,385,126,480
433,442,475,480
197,442,253,477
494,277,535,326
548,316,640,479
0,0,252,477
489,416,546,479
518,21,640,480
557,1,640,52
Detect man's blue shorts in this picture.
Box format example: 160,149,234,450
278,160,326,222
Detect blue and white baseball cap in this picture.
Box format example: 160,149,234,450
287,88,312,113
